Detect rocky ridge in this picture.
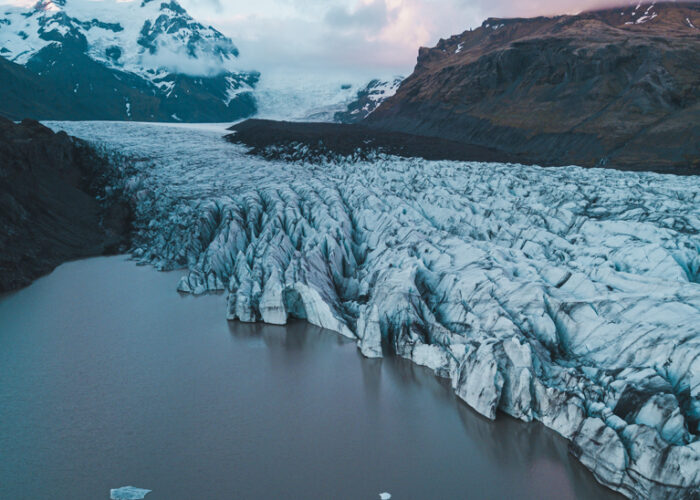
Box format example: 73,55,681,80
0,118,132,291
368,2,700,173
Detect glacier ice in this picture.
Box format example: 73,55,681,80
110,486,151,499
48,121,700,499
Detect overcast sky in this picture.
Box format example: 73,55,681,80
1,0,643,77
179,0,635,77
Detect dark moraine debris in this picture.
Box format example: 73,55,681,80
226,119,526,163
0,118,132,292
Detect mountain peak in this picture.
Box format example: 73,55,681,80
1,0,241,77
0,0,260,122
32,0,65,12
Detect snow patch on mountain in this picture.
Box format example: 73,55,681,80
334,77,403,124
619,1,660,25
364,78,402,105
47,121,700,500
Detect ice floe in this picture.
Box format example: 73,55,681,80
110,486,151,499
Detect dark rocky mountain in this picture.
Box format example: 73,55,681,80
0,53,76,120
0,0,258,122
0,118,131,292
368,2,700,173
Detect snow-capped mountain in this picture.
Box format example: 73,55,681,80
334,77,403,124
0,0,259,121
248,71,403,124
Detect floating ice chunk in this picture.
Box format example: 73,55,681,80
110,486,151,499
379,493,392,500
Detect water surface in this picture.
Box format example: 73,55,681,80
0,257,622,499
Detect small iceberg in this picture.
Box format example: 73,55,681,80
379,493,392,500
110,486,152,499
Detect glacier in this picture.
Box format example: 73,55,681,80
251,70,380,123
47,121,700,499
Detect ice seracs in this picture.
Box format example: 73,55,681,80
49,121,700,500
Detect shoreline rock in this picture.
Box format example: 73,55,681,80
0,118,132,292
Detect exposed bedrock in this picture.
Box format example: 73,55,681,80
367,3,700,174
0,118,132,291
132,153,699,499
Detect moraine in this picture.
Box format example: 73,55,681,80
44,121,700,499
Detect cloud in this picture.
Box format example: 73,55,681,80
196,0,634,75
3,0,687,77
325,0,392,31
186,0,482,76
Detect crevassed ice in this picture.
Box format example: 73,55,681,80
49,121,700,500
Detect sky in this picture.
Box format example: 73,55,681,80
0,0,645,78
178,0,638,77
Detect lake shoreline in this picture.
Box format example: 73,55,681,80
0,255,624,499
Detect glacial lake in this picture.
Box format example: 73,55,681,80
0,256,622,499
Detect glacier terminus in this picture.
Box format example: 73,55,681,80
47,121,700,500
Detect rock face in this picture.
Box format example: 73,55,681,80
54,121,700,500
368,2,700,173
0,118,131,292
335,77,403,124
0,0,258,122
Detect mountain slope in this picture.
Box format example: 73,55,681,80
0,52,74,119
0,0,258,121
334,77,403,124
368,2,700,172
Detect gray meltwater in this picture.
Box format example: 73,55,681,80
0,257,622,499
